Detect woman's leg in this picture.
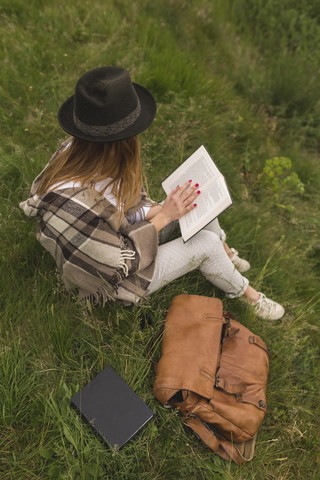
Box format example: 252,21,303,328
147,228,284,320
203,218,227,242
203,218,234,257
204,218,250,272
147,221,284,320
147,229,248,297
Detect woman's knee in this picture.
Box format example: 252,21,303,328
191,230,222,252
196,229,220,242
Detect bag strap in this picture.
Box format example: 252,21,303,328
183,416,255,466
249,335,270,355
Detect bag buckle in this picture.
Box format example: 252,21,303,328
223,313,231,328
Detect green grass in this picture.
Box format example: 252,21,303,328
1,0,319,479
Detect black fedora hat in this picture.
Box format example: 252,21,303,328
58,66,157,143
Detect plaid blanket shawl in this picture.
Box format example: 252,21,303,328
19,156,158,306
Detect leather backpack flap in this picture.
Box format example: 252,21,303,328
153,294,225,406
194,388,265,443
221,317,270,378
211,316,269,438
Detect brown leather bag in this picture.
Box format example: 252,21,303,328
153,294,270,465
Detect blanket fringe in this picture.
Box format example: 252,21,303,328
119,248,135,276
81,282,116,307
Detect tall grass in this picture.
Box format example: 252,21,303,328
1,0,319,479
217,0,320,148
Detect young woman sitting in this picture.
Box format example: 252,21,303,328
20,66,285,320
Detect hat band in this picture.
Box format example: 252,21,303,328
73,100,141,137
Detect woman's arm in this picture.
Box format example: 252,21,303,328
145,204,162,220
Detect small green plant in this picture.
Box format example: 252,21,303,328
262,156,305,199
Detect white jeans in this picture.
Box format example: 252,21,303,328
147,219,249,299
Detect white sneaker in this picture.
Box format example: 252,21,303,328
230,248,251,273
253,293,285,321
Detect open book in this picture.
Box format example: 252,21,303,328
162,145,232,242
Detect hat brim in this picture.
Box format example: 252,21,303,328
58,83,156,143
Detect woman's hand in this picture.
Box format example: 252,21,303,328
150,180,200,232
161,180,200,222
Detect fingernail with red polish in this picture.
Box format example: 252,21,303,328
194,203,197,207
197,190,201,194
188,179,192,183
195,183,199,187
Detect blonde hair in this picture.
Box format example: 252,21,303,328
36,135,144,218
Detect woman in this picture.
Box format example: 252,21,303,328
20,66,284,320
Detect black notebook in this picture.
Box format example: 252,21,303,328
71,366,154,450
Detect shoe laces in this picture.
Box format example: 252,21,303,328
255,293,277,312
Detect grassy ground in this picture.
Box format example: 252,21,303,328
0,0,319,479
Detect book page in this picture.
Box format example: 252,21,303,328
206,175,231,205
161,146,232,242
162,146,220,194
179,176,231,240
